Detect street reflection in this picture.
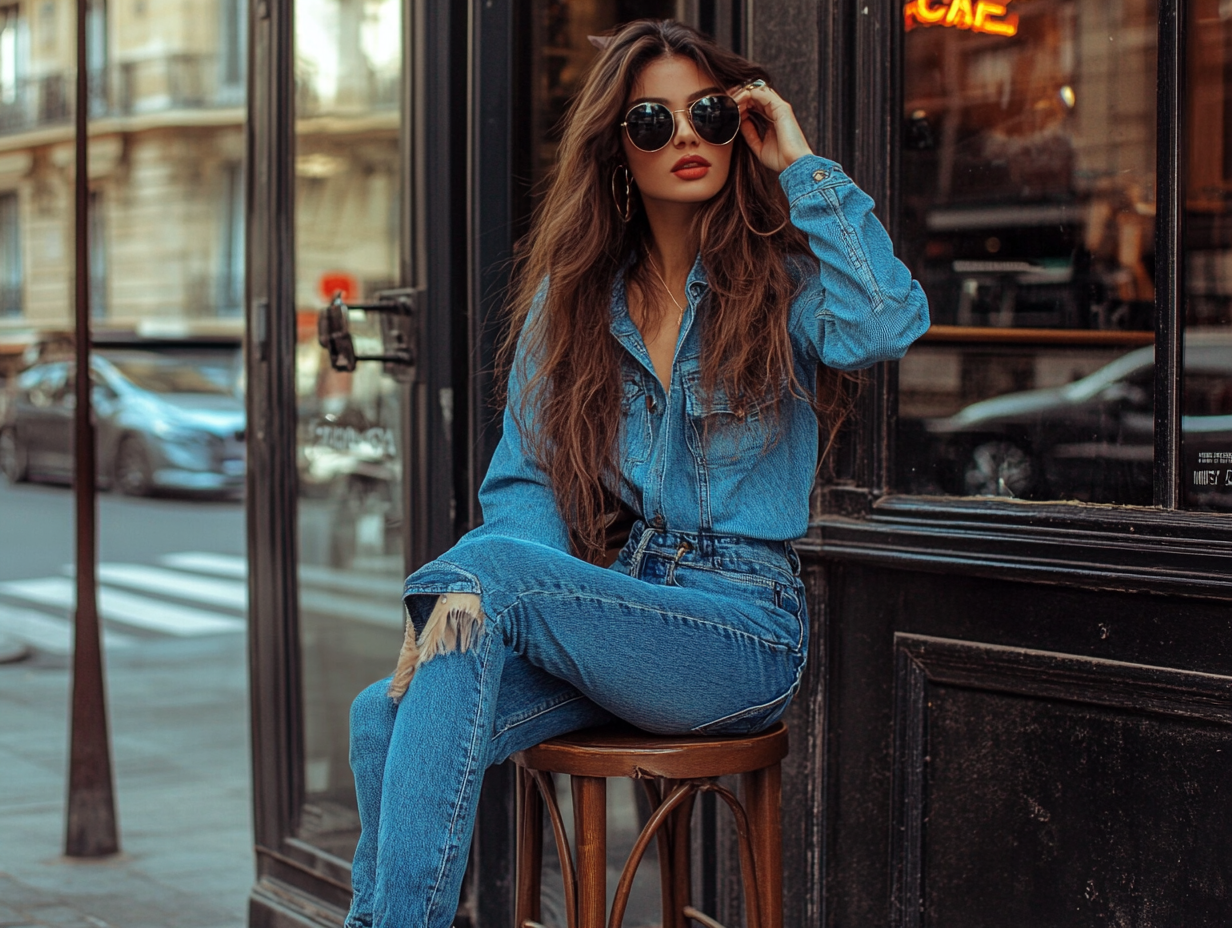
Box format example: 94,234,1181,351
903,333,1232,507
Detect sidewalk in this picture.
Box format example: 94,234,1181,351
0,633,252,928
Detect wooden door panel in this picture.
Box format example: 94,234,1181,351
892,634,1232,927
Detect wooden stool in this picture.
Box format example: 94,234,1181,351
511,721,788,928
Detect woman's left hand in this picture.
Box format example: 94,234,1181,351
732,82,814,173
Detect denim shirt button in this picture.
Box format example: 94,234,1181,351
650,513,666,529
812,169,828,182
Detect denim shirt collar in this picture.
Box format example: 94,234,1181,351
609,251,708,373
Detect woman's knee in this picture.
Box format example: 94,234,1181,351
450,533,568,575
350,678,396,748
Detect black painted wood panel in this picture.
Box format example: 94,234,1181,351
815,560,1232,928
893,635,1232,927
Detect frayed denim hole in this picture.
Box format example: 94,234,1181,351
403,593,436,638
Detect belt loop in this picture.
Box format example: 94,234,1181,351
628,522,655,578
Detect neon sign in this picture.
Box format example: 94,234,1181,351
904,0,1019,36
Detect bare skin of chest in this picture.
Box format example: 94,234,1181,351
627,281,685,393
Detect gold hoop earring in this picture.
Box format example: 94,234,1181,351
736,185,788,237
611,165,634,223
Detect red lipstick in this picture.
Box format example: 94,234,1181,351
672,154,711,180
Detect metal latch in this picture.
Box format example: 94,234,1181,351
316,287,420,380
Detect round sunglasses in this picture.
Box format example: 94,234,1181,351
620,94,742,153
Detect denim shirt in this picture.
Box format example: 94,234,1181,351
474,154,930,549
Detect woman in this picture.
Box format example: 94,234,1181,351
346,19,928,928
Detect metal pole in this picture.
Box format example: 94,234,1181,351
65,0,118,859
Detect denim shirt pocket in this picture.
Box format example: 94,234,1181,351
619,372,653,465
682,371,772,472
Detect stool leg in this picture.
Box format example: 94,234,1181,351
571,775,607,928
515,766,544,928
741,764,783,928
640,779,678,928
669,786,696,928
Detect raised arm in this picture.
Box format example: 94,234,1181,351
781,154,930,370
734,81,930,371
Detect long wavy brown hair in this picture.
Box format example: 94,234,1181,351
499,19,854,562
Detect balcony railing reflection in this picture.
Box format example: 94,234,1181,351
0,56,246,136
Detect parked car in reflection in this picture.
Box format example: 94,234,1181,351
902,331,1232,508
0,349,246,496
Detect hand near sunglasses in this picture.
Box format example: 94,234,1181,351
733,82,814,174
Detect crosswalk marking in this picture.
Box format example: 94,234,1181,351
0,604,137,654
161,550,406,603
0,577,245,636
0,550,408,654
161,551,246,579
92,563,248,612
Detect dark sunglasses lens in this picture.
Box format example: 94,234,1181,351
624,103,674,151
690,95,740,145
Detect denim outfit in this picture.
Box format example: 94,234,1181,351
346,154,929,928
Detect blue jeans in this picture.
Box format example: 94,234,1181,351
345,522,808,928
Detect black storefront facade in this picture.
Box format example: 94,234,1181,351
244,1,1232,926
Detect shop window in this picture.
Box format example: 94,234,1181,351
896,0,1161,506
1184,0,1232,512
0,191,20,317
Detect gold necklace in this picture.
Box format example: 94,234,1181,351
645,253,685,327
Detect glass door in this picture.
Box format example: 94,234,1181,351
291,0,406,863
247,0,451,917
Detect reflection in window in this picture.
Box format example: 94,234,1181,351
294,0,400,116
1184,0,1232,512
0,6,21,106
217,162,244,317
896,0,1160,505
293,0,405,861
89,190,106,319
0,191,20,317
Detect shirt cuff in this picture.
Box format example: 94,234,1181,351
779,153,848,205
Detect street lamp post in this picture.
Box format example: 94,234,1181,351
64,0,119,859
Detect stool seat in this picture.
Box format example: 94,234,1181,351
513,721,788,780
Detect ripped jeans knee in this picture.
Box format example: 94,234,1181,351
388,592,486,701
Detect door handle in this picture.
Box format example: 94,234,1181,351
317,288,421,381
